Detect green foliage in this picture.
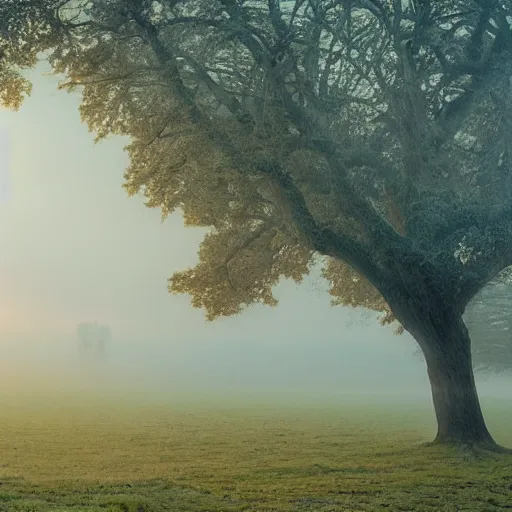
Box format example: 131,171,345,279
0,0,60,109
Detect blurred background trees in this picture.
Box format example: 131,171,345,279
77,321,112,360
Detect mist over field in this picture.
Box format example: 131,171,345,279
2,326,511,405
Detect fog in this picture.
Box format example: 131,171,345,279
1,61,511,406
2,327,511,402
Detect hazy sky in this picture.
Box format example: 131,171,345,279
4,60,507,398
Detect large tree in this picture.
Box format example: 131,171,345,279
10,0,512,451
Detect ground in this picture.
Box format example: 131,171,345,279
0,390,510,511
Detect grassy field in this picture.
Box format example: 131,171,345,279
0,390,511,511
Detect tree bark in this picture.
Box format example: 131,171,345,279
392,297,509,452
421,333,495,447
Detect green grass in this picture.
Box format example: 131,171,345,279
0,391,511,511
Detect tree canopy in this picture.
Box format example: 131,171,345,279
36,0,512,329
0,0,58,109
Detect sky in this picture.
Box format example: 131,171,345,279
0,60,509,399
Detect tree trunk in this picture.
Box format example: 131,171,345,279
421,335,495,447
394,299,508,452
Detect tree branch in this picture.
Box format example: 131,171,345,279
255,155,389,290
